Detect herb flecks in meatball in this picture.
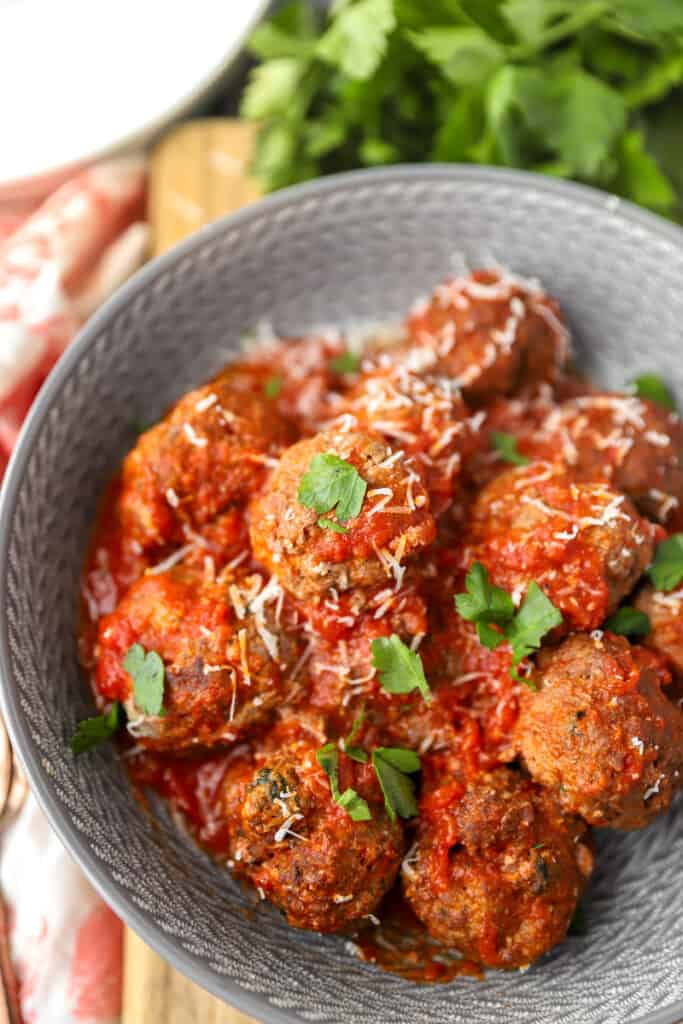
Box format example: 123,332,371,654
403,768,592,969
404,269,570,402
517,632,683,829
229,744,405,932
467,462,655,633
249,430,436,600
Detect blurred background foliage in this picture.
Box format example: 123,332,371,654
240,0,683,220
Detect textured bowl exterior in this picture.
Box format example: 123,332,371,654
2,167,683,1024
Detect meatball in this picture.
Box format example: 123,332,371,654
467,462,656,632
228,743,405,931
524,393,683,527
635,584,683,681
119,366,291,549
404,269,570,402
517,632,683,829
403,768,592,969
337,365,484,512
95,566,302,750
249,429,436,600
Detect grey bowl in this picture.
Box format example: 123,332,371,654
2,166,683,1024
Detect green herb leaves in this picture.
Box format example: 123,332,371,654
317,740,421,822
455,561,514,643
70,702,122,755
648,534,683,592
123,643,165,716
371,747,420,821
298,453,367,531
316,743,371,821
371,634,431,702
506,582,564,665
632,373,676,411
330,350,361,374
491,431,529,466
455,563,562,675
604,606,651,637
242,0,683,218
264,374,283,399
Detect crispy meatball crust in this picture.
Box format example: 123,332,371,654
517,633,683,829
403,768,592,969
95,567,301,751
404,270,570,402
467,462,656,632
229,744,405,932
249,429,436,600
119,367,291,549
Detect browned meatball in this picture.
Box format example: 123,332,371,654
517,632,683,829
228,743,405,932
522,393,683,527
249,429,436,600
403,768,592,969
95,566,302,751
467,462,656,632
404,269,570,402
119,367,291,549
634,584,683,687
336,364,484,513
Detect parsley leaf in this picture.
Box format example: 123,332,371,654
317,517,349,534
316,0,396,80
372,747,420,821
455,565,562,673
298,452,367,524
123,643,165,717
604,606,651,637
409,26,505,86
316,743,372,821
264,374,283,399
343,708,368,762
506,582,564,665
648,534,683,592
491,431,529,466
455,561,515,625
632,372,676,411
70,702,122,755
330,350,361,374
371,634,431,702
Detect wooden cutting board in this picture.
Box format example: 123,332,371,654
121,118,261,1024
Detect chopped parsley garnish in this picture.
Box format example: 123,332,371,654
371,747,420,822
604,606,651,637
316,743,371,821
317,739,421,823
491,431,529,467
371,634,431,703
455,561,514,648
264,374,283,399
330,350,361,374
123,643,165,717
343,708,368,763
632,373,676,411
648,533,683,592
298,452,367,528
455,564,563,679
70,701,123,755
317,516,348,534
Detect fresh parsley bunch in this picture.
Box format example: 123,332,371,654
241,0,683,219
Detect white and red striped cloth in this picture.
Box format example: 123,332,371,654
0,159,149,1023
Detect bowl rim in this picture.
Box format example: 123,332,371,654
2,163,683,1024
